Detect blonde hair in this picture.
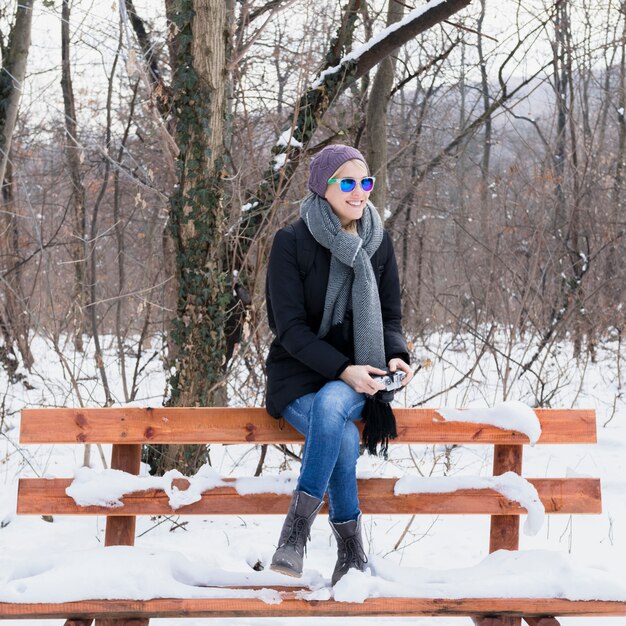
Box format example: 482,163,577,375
343,220,358,234
331,158,369,178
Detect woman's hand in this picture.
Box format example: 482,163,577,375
388,358,413,386
340,364,387,395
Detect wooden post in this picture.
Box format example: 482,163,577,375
64,620,94,626
487,444,524,626
524,618,561,626
97,444,148,626
104,444,141,547
489,444,523,552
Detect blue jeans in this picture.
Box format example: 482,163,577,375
282,380,365,523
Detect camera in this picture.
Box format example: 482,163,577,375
370,370,406,402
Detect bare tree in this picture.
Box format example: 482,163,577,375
0,0,35,377
61,0,87,352
0,0,34,185
366,0,404,214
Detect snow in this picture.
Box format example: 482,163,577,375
66,465,226,510
1,331,625,625
436,400,542,444
0,547,290,603
234,474,298,495
344,550,626,602
241,201,259,213
273,153,287,170
395,472,544,536
68,467,543,537
276,128,302,149
312,0,448,89
66,466,299,508
1,546,623,605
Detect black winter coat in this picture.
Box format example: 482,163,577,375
265,218,409,418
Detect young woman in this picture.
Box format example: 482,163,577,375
265,144,412,584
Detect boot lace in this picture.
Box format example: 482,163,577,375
284,515,311,554
339,536,368,568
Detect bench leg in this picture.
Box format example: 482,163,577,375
471,618,522,626
96,445,146,626
64,620,94,626
96,617,150,626
472,614,560,626
473,445,524,626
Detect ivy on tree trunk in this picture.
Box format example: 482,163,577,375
148,0,232,475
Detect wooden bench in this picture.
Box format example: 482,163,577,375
3,406,625,625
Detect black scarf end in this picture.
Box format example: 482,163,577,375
362,396,398,459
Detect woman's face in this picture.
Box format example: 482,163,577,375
324,159,370,227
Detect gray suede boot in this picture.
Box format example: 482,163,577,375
329,514,368,585
270,490,323,577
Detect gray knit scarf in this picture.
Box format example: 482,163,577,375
300,193,385,369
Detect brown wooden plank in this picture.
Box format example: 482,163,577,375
0,596,624,619
19,407,597,445
17,477,602,516
104,445,141,547
490,445,523,553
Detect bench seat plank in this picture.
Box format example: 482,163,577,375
17,477,602,516
0,597,624,619
19,408,596,445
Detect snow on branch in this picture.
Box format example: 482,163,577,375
312,0,472,89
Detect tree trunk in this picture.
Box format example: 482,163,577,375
157,0,232,474
552,0,568,236
608,2,626,292
0,158,34,378
365,0,404,215
477,0,492,233
61,0,87,352
0,0,34,186
0,0,35,379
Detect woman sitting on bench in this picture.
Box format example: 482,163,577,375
265,143,412,584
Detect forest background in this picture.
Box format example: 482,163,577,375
0,0,624,474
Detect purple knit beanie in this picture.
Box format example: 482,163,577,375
308,144,368,197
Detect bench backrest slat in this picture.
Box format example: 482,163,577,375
19,407,597,445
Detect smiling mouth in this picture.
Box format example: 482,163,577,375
347,201,362,206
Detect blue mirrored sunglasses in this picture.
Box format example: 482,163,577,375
327,176,376,193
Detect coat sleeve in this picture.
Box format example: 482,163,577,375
378,231,410,366
267,227,351,379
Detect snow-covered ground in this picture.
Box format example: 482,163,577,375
0,332,625,625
